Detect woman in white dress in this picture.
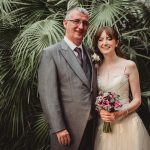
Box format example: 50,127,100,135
93,26,150,150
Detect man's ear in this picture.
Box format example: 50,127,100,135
63,20,67,29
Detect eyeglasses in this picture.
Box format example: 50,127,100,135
67,19,88,26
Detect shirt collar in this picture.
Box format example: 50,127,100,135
64,36,83,51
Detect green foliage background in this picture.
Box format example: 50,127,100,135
0,0,150,149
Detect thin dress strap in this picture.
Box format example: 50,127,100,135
123,66,126,75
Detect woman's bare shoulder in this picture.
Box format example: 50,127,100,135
120,58,136,67
119,58,137,75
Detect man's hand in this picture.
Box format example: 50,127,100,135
56,129,71,145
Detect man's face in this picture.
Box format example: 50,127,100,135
63,10,88,46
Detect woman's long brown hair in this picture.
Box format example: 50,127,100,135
93,26,124,60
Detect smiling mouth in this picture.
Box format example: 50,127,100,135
102,46,110,49
76,30,84,34
76,33,85,37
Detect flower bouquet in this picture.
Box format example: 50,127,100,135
95,91,122,133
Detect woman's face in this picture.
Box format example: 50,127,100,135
98,30,118,55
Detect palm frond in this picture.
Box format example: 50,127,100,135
12,14,64,83
0,13,64,139
142,91,150,97
0,0,12,20
32,114,50,145
86,0,131,46
0,0,49,27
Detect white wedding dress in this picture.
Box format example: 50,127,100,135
94,74,150,150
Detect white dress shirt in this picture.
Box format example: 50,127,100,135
64,36,83,58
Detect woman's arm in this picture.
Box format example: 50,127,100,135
113,61,141,121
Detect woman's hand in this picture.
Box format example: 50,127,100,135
99,109,116,123
99,109,129,122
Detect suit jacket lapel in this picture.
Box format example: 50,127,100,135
60,40,90,89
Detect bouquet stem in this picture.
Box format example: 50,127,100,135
103,122,112,133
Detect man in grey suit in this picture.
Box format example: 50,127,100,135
38,7,97,150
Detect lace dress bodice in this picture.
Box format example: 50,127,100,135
97,74,130,110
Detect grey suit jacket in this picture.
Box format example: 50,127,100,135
38,40,97,150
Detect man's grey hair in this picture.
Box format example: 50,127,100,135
65,7,89,20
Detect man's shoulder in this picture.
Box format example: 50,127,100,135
39,40,64,60
43,40,64,53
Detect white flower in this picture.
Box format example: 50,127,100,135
91,53,101,63
103,92,109,97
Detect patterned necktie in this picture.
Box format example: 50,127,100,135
74,47,83,66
